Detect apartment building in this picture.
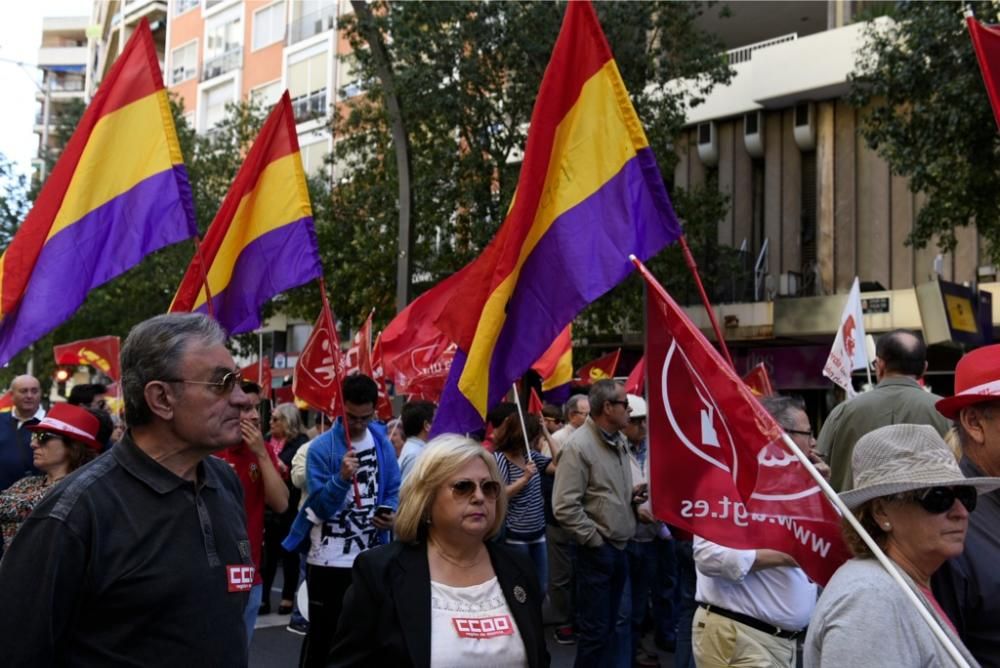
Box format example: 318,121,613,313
33,16,89,181
673,0,988,397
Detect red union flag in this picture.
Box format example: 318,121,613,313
576,348,621,384
968,14,1000,131
391,332,457,402
293,300,345,418
635,257,849,586
742,362,775,397
53,336,121,381
624,356,645,395
345,310,374,377
528,387,544,416
371,333,394,421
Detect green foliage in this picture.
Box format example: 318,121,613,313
283,0,734,342
850,1,1000,259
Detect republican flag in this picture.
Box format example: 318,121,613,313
636,257,848,586
624,355,645,395
432,1,681,434
371,333,394,421
169,92,322,334
531,325,573,392
967,13,1000,131
345,310,374,377
742,362,775,397
822,277,868,398
241,357,272,400
53,335,121,381
576,349,621,384
0,20,196,366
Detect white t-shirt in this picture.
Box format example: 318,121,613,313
307,430,379,567
430,577,528,668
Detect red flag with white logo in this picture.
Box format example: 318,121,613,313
293,299,345,419
345,309,374,377
241,357,272,400
635,257,848,586
372,333,394,421
575,348,621,384
53,335,121,381
624,356,645,395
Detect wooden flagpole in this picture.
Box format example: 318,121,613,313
678,235,734,370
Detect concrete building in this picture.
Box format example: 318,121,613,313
673,1,988,400
33,16,89,182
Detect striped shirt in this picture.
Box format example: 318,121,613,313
495,451,551,541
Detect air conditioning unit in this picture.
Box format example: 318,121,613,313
696,121,718,167
793,102,816,151
743,110,764,158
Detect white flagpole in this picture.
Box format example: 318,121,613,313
510,382,533,461
778,432,971,668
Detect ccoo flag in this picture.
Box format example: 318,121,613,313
432,1,681,434
170,92,322,334
822,277,868,397
0,19,197,366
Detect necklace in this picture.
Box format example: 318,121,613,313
430,541,486,569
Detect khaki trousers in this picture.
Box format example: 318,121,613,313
692,605,796,668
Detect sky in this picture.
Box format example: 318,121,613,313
0,0,91,178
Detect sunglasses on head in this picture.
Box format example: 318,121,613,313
450,479,501,500
910,486,977,514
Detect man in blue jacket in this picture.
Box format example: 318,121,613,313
283,374,400,667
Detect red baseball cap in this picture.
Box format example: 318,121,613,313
936,344,1000,419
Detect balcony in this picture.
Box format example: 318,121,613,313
202,47,242,81
292,89,328,123
289,5,337,45
38,45,88,69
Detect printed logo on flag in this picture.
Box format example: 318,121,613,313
226,565,255,592
301,335,341,389
451,615,514,639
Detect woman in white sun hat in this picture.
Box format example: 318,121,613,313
804,423,1000,667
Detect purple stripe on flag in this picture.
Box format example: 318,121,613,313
432,348,490,438
0,165,197,366
433,148,679,435
195,216,323,335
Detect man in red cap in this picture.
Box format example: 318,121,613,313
932,343,1000,667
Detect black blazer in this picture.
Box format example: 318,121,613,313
328,540,550,667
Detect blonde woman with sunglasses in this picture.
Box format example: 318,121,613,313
329,435,550,667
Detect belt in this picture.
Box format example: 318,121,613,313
698,603,804,640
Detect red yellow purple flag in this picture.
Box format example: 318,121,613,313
0,19,196,366
169,91,322,333
432,1,681,434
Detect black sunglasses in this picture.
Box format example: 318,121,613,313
33,432,62,443
912,486,977,514
450,479,501,500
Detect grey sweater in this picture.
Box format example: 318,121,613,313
804,558,979,668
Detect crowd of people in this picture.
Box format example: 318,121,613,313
0,317,998,668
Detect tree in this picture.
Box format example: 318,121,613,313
850,1,1000,259
284,0,734,349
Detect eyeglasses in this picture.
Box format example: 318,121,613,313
164,369,242,396
607,400,630,408
33,432,62,444
911,486,977,514
345,412,375,424
450,479,502,500
570,410,589,416
785,429,814,439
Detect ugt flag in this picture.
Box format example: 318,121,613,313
822,277,868,397
53,336,121,381
967,12,1000,131
293,297,345,419
637,257,849,586
0,19,196,366
431,0,681,434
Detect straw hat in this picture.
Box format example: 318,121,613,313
936,344,1000,419
840,424,1000,509
26,403,102,451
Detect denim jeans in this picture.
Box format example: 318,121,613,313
613,540,661,666
505,538,548,593
575,541,628,668
653,536,679,645
244,583,262,649
673,540,698,668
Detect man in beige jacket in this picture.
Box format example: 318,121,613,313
554,379,646,667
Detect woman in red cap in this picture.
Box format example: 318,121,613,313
0,403,102,551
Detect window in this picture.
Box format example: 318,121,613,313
205,8,242,60
253,2,286,51
336,53,361,99
170,42,198,84
250,80,283,109
288,51,329,121
174,0,199,16
203,80,236,129
300,138,329,177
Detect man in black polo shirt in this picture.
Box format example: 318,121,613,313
0,313,254,666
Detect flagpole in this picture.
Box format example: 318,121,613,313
319,277,362,508
678,235,735,370
776,432,970,667
193,235,215,319
257,330,264,397
510,382,533,462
